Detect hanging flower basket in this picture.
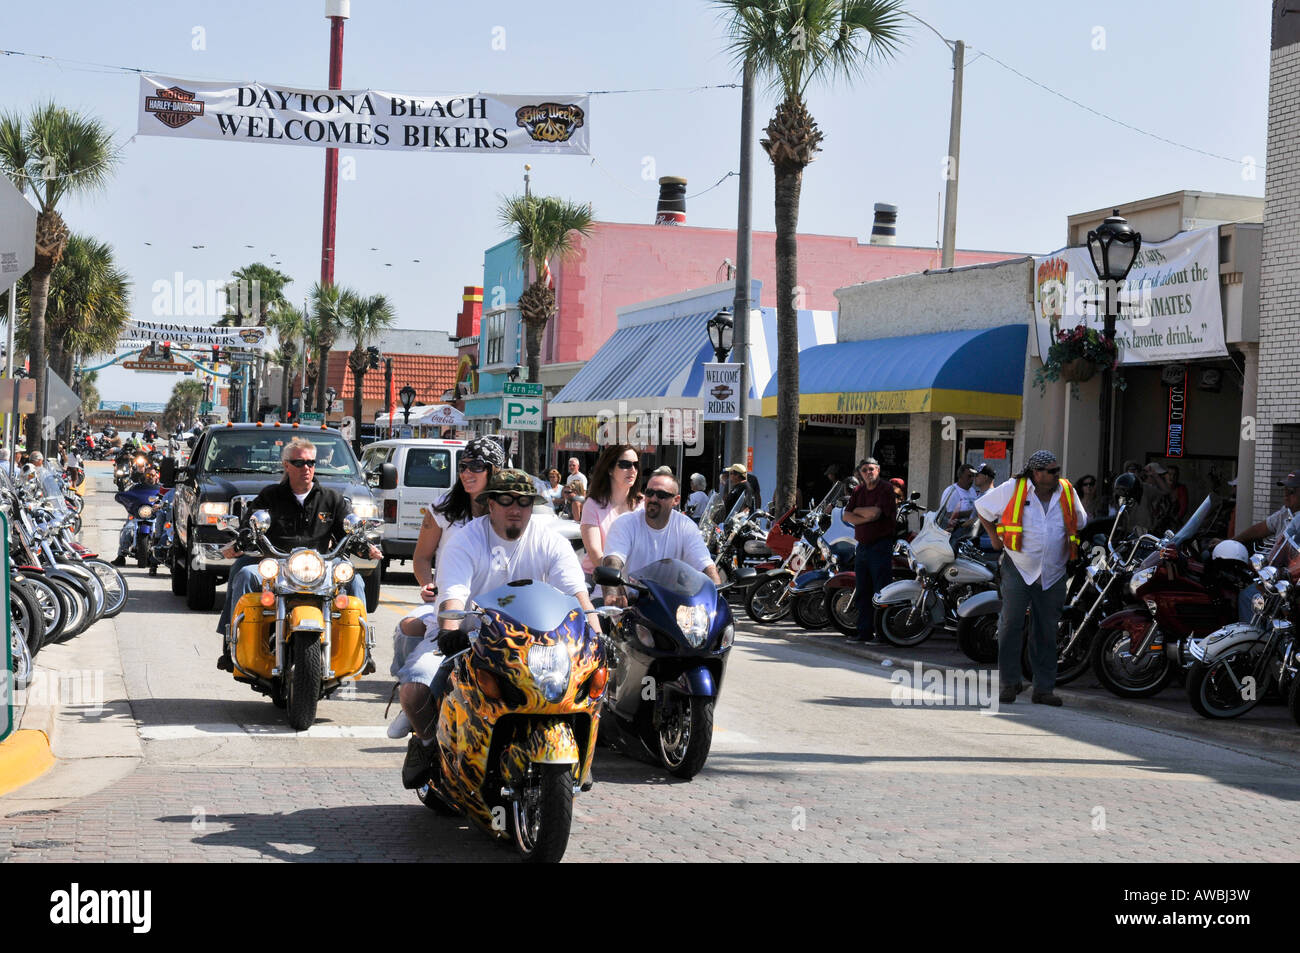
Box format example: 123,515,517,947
1033,324,1121,395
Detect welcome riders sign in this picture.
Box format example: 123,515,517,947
137,75,590,155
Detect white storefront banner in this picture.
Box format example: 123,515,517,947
117,320,272,352
1033,227,1226,366
701,363,741,422
138,75,590,156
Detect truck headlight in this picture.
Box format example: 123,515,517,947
199,501,229,525
349,500,379,520
527,643,571,702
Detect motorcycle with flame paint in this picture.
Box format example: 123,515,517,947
399,579,608,863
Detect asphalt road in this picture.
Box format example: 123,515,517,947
3,463,1300,862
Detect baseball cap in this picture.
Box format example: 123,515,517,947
1145,462,1168,475
1277,471,1300,490
726,463,747,475
889,477,905,489
858,457,880,468
976,464,996,479
476,468,537,505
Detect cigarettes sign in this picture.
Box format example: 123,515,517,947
701,363,741,422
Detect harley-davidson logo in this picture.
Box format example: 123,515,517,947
145,86,206,129
711,384,734,402
515,102,585,143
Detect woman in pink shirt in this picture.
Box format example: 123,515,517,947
581,444,644,577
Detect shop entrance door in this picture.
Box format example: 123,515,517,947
962,430,1014,484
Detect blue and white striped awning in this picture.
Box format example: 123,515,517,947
550,307,837,416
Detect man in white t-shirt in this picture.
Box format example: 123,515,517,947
397,469,598,788
600,473,720,606
938,463,979,530
566,457,588,494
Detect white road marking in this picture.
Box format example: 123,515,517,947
139,723,393,740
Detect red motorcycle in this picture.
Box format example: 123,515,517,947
1093,503,1252,699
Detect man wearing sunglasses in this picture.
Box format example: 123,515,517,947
398,468,598,788
216,437,382,665
600,473,720,606
976,449,1081,706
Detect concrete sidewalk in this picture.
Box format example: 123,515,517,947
744,619,1300,756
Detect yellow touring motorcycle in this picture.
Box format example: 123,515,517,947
411,579,608,863
222,510,378,729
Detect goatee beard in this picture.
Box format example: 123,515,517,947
505,526,522,540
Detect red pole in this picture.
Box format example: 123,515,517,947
320,7,347,286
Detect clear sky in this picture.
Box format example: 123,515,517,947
0,0,1271,404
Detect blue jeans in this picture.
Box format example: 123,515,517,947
216,554,366,636
854,538,894,639
996,556,1067,693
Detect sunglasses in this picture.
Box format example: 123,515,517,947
1079,480,1095,488
458,459,490,473
285,458,316,469
490,493,535,508
644,489,676,501
616,460,638,470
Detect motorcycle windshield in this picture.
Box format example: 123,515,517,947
1170,495,1213,546
1267,513,1300,575
473,579,584,636
632,558,712,600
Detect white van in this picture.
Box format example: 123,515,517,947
360,438,466,565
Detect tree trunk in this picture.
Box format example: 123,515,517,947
280,354,291,419
773,163,803,516
316,337,332,415
24,263,52,454
350,348,365,455
523,316,545,475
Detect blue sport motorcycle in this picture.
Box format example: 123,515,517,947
593,558,735,779
114,484,171,571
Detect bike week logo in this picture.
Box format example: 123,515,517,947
144,85,206,129
237,327,267,346
515,102,585,143
50,883,152,933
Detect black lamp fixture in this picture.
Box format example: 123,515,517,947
324,386,337,415
707,307,735,364
399,384,417,426
1086,210,1142,491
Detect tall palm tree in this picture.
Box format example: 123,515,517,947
310,282,354,416
266,304,305,418
163,378,206,432
219,263,292,327
498,194,594,474
77,369,99,420
0,102,118,452
341,293,396,453
716,0,906,511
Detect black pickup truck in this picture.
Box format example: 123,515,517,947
161,422,395,613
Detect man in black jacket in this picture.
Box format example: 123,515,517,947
215,436,382,669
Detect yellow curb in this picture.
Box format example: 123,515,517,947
0,730,56,796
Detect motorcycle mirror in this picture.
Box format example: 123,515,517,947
593,565,624,588
159,457,176,488
438,608,469,623
250,510,272,534
910,491,921,501
343,513,363,536
595,605,625,618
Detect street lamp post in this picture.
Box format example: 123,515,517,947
1086,211,1142,495
399,384,416,430
706,308,735,488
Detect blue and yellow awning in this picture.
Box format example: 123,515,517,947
760,324,1028,419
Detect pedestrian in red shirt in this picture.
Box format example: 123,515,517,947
841,458,896,643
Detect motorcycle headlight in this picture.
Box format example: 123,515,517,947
258,558,278,580
676,604,709,648
137,505,154,519
135,455,146,467
527,643,571,702
719,623,735,650
1252,593,1267,614
333,561,355,585
286,550,325,586
1127,567,1155,599
349,500,379,520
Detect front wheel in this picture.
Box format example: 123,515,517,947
82,559,128,619
956,614,999,664
825,587,858,637
1187,653,1261,719
657,695,714,780
791,589,830,630
284,635,323,730
745,575,793,624
511,763,574,863
875,600,934,647
1093,627,1174,699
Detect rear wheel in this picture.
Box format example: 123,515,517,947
510,763,574,863
10,583,45,660
10,619,33,687
791,589,830,630
957,614,999,664
20,577,66,647
825,587,858,637
284,635,322,730
745,575,793,624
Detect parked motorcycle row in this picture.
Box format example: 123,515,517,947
4,459,129,701
708,476,1300,729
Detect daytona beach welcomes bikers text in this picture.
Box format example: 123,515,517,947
215,88,507,148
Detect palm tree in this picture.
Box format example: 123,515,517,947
498,194,595,474
716,0,906,511
0,102,118,452
163,378,206,432
341,293,396,453
77,369,100,419
266,304,305,418
219,263,292,327
310,282,353,416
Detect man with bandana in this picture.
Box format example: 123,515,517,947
976,450,1082,706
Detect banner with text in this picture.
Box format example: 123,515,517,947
701,363,742,422
138,75,590,156
1033,227,1226,366
117,320,271,352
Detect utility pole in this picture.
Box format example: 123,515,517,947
319,0,348,287
730,58,755,472
941,39,964,268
